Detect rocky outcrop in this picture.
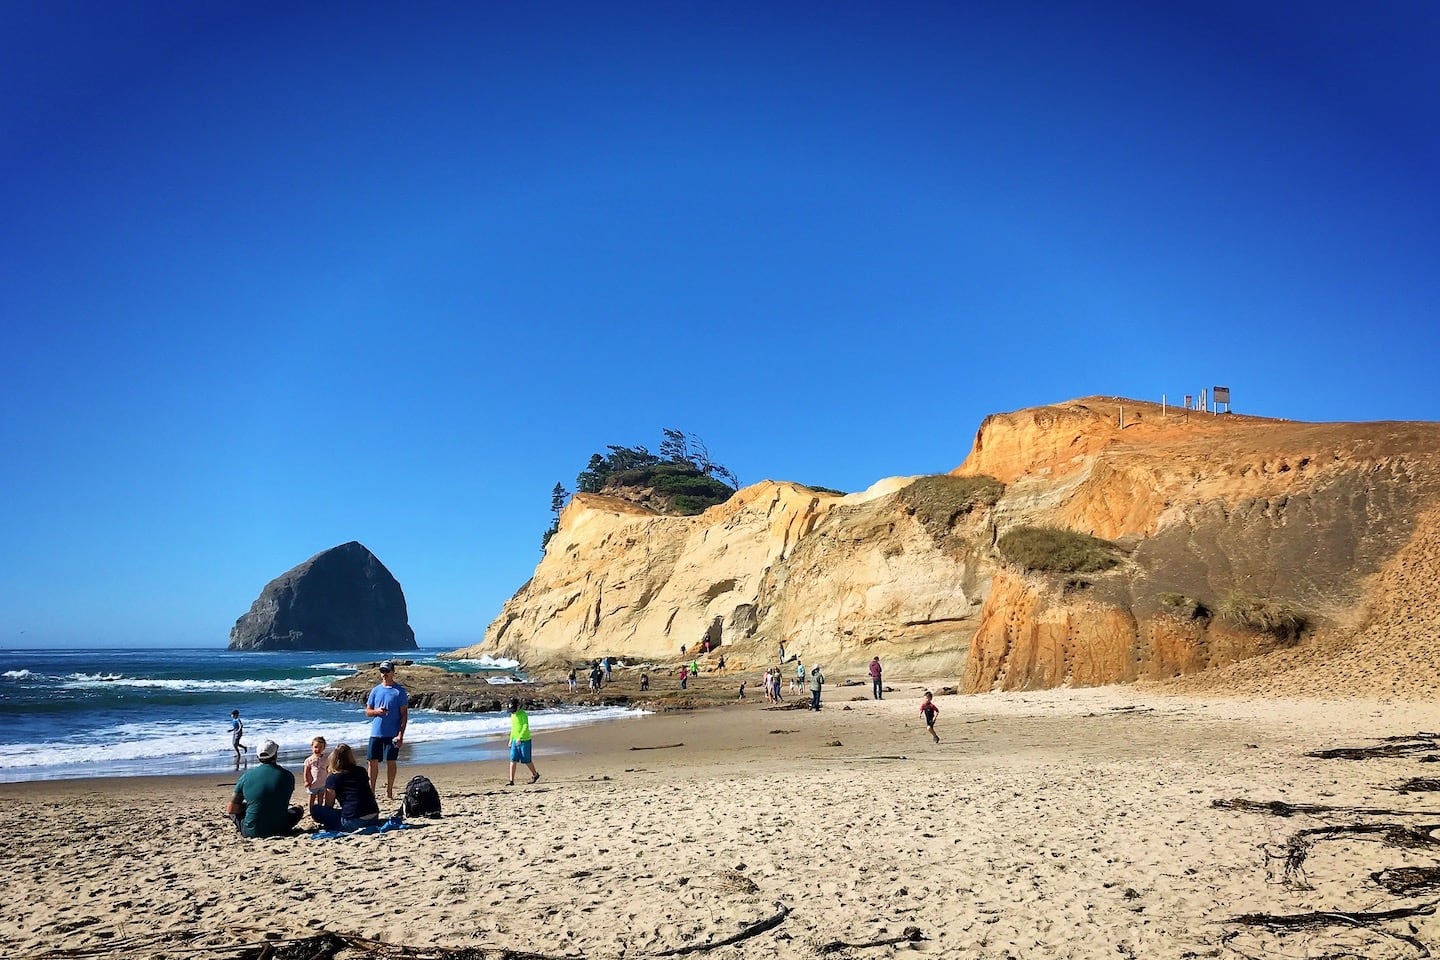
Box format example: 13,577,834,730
229,541,416,652
445,398,1440,696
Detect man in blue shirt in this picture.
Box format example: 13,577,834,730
365,660,409,801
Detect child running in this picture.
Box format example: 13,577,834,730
229,710,247,763
920,691,940,743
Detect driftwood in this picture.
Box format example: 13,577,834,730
1307,736,1440,761
1375,867,1440,896
652,905,791,957
1225,903,1437,958
1266,824,1440,887
1212,798,1440,818
816,926,926,954
27,931,568,960
629,743,685,751
1397,779,1440,793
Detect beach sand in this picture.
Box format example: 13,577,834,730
8,680,1440,959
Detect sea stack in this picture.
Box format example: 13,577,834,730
228,541,417,652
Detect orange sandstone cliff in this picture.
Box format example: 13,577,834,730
446,398,1440,697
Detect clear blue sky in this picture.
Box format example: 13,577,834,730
3,2,1437,648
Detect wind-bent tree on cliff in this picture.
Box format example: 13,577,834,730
550,431,739,529
541,482,569,551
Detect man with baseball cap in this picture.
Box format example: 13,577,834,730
227,740,304,838
365,659,409,800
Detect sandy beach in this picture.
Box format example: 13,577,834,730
8,680,1440,960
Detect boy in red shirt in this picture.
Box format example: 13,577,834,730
920,691,940,743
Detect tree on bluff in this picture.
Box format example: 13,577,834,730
551,429,740,529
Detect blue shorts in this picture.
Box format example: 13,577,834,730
509,740,533,764
368,737,399,762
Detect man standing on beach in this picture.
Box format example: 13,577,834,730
227,740,304,838
365,660,408,801
869,656,883,700
506,697,540,786
808,664,825,711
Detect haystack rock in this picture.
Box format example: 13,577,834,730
228,541,417,652
444,398,1440,697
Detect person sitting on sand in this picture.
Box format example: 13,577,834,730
920,691,940,743
310,742,381,832
227,740,304,838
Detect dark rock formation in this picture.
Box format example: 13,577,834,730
228,541,417,652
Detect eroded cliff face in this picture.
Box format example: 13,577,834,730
447,398,1440,694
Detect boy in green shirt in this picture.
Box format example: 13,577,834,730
507,697,540,787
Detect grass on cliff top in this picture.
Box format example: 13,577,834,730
898,475,1004,544
998,525,1121,574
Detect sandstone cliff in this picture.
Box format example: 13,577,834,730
446,398,1440,696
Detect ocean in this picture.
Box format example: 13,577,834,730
0,647,644,783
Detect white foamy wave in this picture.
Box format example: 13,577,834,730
66,672,123,683
60,675,347,696
2,669,36,680
310,662,361,670
451,655,521,670
0,705,647,774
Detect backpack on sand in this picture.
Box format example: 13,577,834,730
402,775,442,818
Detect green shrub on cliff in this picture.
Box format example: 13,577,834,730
1218,594,1307,638
1158,592,1211,620
898,475,1004,540
998,525,1121,574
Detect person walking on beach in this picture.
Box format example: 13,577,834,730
227,740,304,838
869,656,884,700
793,660,805,695
229,709,247,767
808,665,825,711
920,690,940,743
302,736,329,806
310,742,381,832
364,660,408,801
678,664,689,689
506,698,540,786
568,667,577,693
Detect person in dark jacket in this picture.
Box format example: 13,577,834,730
310,742,381,832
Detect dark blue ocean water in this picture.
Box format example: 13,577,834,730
0,647,641,782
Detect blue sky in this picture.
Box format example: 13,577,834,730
3,2,1438,648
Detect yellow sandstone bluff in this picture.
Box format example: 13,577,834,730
446,397,1440,696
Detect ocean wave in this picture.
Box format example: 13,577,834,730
2,669,36,680
60,675,347,695
0,705,647,773
450,655,522,670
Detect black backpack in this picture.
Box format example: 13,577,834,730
402,775,442,818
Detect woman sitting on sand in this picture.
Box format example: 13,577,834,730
310,743,381,832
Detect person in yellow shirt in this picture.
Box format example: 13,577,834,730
506,697,540,787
